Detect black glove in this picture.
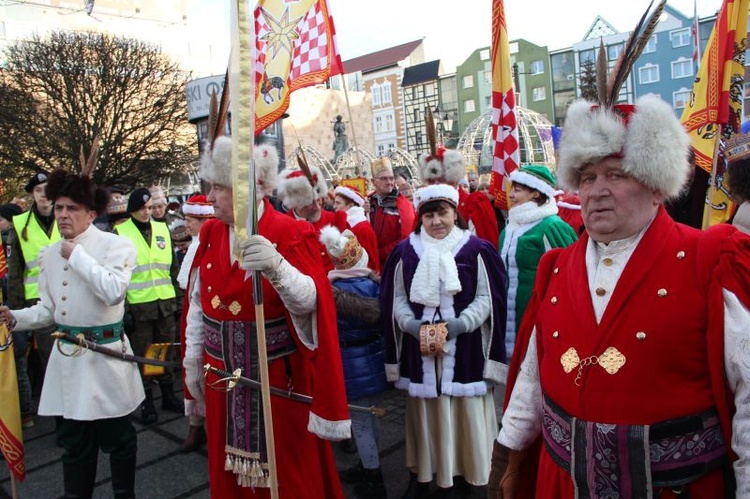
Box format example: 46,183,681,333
444,317,468,340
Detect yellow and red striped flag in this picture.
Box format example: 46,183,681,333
680,0,748,228
0,322,25,482
489,0,520,211
253,0,344,133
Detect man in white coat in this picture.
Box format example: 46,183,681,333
0,169,143,499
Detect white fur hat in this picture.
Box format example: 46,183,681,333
413,183,459,211
199,136,279,196
557,94,691,200
417,147,466,185
277,166,328,209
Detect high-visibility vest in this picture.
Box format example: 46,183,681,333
13,210,60,300
116,218,176,304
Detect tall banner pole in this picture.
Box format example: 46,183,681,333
229,1,279,497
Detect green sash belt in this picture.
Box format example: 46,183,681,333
57,321,124,345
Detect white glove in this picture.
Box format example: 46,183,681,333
183,357,205,405
238,235,282,274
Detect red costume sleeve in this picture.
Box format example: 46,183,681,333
396,194,416,240
350,222,381,273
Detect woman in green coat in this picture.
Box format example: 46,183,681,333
499,165,578,358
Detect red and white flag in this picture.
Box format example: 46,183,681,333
489,0,520,210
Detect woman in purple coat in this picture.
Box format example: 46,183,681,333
381,184,508,497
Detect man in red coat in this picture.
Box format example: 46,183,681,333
367,157,415,269
183,136,351,498
492,95,750,498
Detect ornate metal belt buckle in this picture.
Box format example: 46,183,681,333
419,322,448,356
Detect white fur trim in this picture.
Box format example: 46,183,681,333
334,186,364,206
557,95,690,200
278,166,328,208
182,204,214,217
346,206,367,226
417,149,466,184
557,201,581,210
307,412,351,441
319,225,347,258
509,170,556,199
507,198,558,226
199,137,279,195
412,184,459,210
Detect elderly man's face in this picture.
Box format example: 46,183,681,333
207,183,234,225
295,200,322,223
373,169,395,197
578,157,661,244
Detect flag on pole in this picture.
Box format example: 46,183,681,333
253,0,344,133
0,321,25,482
680,0,748,228
489,0,520,211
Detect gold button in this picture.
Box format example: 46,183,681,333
61,296,67,301
551,296,558,304
62,281,68,286
553,267,559,274
657,288,667,297
552,331,559,338
636,331,646,340
207,286,213,292
206,263,212,270
596,287,606,296
61,311,66,316
676,251,685,259
602,258,613,266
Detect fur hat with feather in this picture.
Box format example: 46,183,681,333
199,136,279,196
556,0,689,200
417,106,466,185
277,165,328,209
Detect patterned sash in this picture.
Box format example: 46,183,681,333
203,314,295,488
542,395,728,498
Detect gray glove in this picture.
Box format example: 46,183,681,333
445,317,468,340
183,357,205,405
238,235,282,274
402,318,424,340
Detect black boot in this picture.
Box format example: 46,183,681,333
353,467,387,498
180,424,206,453
140,388,158,424
400,472,429,499
63,461,97,499
340,461,366,483
109,456,136,499
160,382,184,413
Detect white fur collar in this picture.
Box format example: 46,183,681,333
346,206,367,227
507,199,558,226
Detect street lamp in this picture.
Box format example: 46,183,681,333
433,106,454,146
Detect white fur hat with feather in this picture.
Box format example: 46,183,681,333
277,166,328,209
199,137,279,196
417,146,466,185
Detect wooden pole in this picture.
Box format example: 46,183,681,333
10,475,18,499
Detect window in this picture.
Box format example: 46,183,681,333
671,58,692,79
462,75,474,89
385,113,395,131
415,131,423,146
425,83,435,96
413,108,419,122
480,49,490,60
639,64,660,84
484,70,491,83
532,87,546,101
464,99,476,113
671,29,691,48
673,89,691,109
530,60,544,75
375,116,384,133
608,43,623,61
485,95,491,107
643,35,657,53
371,84,381,106
579,49,595,65
376,144,385,156
382,84,392,104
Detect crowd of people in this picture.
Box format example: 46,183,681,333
2,88,750,499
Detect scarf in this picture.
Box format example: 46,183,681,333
507,198,558,226
177,236,199,290
410,227,464,307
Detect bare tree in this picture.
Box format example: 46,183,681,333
0,31,195,192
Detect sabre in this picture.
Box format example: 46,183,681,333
50,332,181,368
203,364,386,417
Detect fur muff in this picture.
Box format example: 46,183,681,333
556,95,690,200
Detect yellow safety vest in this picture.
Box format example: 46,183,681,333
13,210,60,300
116,218,176,304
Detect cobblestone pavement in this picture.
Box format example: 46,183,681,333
0,386,424,498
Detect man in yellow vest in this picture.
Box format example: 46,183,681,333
7,170,60,427
116,187,183,424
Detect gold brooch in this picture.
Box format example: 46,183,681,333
211,295,242,316
560,346,626,386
